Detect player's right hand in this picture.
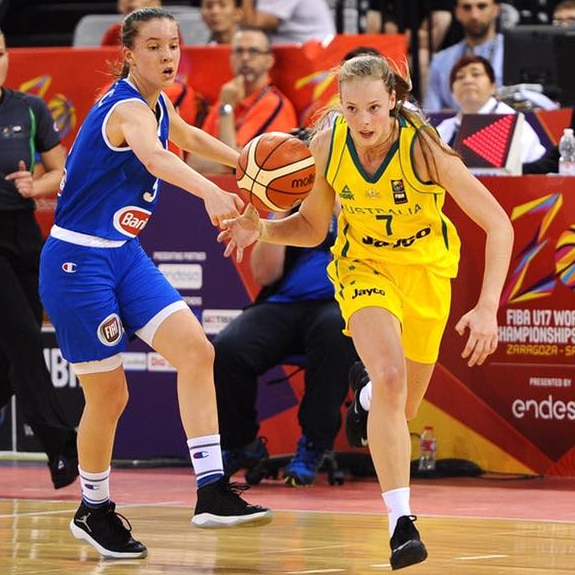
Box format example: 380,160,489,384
218,203,262,262
204,187,244,229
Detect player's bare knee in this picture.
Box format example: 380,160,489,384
371,364,404,394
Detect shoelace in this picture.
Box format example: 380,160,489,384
225,481,251,495
107,506,135,541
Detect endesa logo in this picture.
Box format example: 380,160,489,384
512,394,575,420
97,313,124,347
113,206,152,238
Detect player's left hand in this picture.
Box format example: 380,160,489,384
218,203,262,262
455,305,499,367
5,161,35,198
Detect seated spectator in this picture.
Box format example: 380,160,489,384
201,0,243,44
214,209,358,487
240,0,335,45
186,26,298,174
101,0,162,46
435,55,546,163
424,0,503,112
552,0,575,26
524,105,575,174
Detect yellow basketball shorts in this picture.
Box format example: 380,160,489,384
327,258,452,364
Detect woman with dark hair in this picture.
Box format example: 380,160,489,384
436,54,546,162
39,7,271,560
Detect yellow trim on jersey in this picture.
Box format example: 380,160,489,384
326,115,460,277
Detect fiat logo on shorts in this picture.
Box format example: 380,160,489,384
97,313,124,346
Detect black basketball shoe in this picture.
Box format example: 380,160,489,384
192,476,272,528
70,501,147,559
389,515,428,570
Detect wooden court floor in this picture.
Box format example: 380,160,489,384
1,459,574,574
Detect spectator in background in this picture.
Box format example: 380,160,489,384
435,55,546,163
424,0,503,112
101,0,162,46
552,0,575,26
0,27,78,490
187,26,298,174
201,0,243,44
240,0,336,45
215,209,358,487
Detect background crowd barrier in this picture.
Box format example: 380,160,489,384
1,40,574,476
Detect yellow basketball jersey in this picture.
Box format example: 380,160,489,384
326,115,460,277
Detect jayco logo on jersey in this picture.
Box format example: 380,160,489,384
362,227,431,249
62,262,77,273
97,313,124,347
352,287,386,299
113,206,152,238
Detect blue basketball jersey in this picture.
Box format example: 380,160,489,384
54,79,170,241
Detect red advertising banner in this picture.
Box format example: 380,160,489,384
6,35,408,150
435,175,575,476
5,42,575,474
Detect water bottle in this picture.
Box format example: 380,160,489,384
558,128,575,176
418,426,437,472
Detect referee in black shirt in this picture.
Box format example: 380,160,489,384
0,27,78,489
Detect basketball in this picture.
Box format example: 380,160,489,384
236,132,316,212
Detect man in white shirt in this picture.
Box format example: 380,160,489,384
240,0,335,44
424,0,503,112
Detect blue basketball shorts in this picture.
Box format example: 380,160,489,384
39,236,184,363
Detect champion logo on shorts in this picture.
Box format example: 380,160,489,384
97,313,124,347
62,262,77,273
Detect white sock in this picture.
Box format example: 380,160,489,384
79,466,111,508
187,434,224,488
382,487,411,537
359,381,372,411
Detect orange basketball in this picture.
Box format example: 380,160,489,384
236,132,316,212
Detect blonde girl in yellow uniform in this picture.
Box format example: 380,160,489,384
218,54,514,570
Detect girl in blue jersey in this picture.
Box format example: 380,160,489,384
218,54,514,570
39,8,271,560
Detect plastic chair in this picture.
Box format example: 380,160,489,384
173,10,210,45
72,9,210,48
72,14,120,47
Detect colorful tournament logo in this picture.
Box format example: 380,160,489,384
19,75,76,139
